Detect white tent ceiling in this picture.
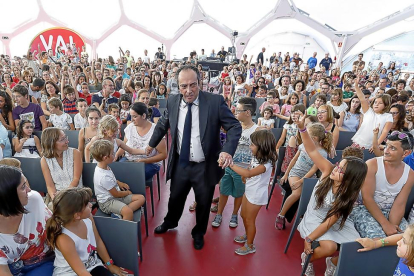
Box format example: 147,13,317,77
1,0,414,64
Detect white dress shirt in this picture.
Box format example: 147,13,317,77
177,96,205,163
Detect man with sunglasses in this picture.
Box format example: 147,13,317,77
352,131,414,239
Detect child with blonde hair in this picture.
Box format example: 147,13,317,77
90,140,145,220
84,115,144,162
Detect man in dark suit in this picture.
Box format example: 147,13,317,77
146,65,242,249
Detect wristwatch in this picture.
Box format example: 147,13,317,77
305,236,313,243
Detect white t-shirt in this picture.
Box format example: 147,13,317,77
53,218,103,275
94,166,119,204
124,123,161,166
258,118,275,128
49,113,72,130
74,113,87,129
245,158,272,205
327,101,348,114
28,85,41,100
233,124,258,168
352,107,393,148
0,191,53,266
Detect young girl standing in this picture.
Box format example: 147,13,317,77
228,130,277,255
276,123,332,230
78,107,101,159
46,187,126,276
276,104,306,151
222,77,233,106
352,77,393,150
294,112,368,276
84,115,144,162
258,107,275,129
13,120,42,158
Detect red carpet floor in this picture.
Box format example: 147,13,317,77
138,170,328,276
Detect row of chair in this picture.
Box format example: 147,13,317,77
15,157,147,265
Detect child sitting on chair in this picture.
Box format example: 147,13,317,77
90,139,145,221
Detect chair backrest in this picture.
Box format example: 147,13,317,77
336,131,356,150
15,157,47,193
64,130,80,149
405,185,414,219
271,128,284,144
297,178,318,217
82,163,97,193
159,98,167,108
275,146,286,178
33,131,42,141
254,98,266,118
335,241,398,276
277,119,287,128
362,150,375,161
120,123,127,139
108,162,146,196
94,217,139,276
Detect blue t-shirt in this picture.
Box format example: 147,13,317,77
320,57,333,70
404,152,414,170
307,57,317,69
394,258,414,276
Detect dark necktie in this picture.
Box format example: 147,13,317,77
179,102,193,167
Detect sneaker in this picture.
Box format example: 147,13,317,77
234,234,247,244
210,204,218,213
189,201,197,211
212,214,222,227
229,214,238,228
111,213,122,219
324,257,336,276
301,252,315,276
235,244,256,255
275,214,286,230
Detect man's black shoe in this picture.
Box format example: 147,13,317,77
193,236,204,250
154,223,173,234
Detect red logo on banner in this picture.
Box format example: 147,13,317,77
29,27,85,57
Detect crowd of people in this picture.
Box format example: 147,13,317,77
0,44,414,276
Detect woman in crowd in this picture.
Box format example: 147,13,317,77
327,89,348,114
0,91,15,132
1,73,16,90
40,81,60,117
390,104,408,132
292,80,307,107
40,128,83,208
0,165,55,275
317,104,339,148
118,102,167,181
143,75,155,95
338,96,362,132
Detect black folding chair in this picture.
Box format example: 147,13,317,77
266,146,286,209
336,131,356,150
64,130,80,149
94,217,140,276
334,242,398,276
284,178,318,253
15,157,47,193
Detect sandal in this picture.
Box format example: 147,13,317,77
210,204,218,213
275,214,286,230
189,201,197,211
212,197,219,203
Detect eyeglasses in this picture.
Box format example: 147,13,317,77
389,131,413,149
235,109,247,114
57,136,69,143
334,162,345,174
24,126,34,129
390,111,399,116
179,82,198,90
266,97,274,99
317,110,327,115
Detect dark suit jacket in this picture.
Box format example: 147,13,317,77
149,91,242,185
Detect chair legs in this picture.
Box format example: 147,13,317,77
156,172,161,201
284,217,302,253
146,179,155,217
301,241,320,276
143,203,148,237
137,221,143,262
266,176,278,209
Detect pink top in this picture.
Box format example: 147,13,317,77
260,102,280,115
282,104,293,117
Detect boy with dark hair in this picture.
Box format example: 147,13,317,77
12,85,47,131
61,85,79,114
211,97,258,228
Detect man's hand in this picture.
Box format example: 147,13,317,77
145,146,154,155
218,152,233,169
